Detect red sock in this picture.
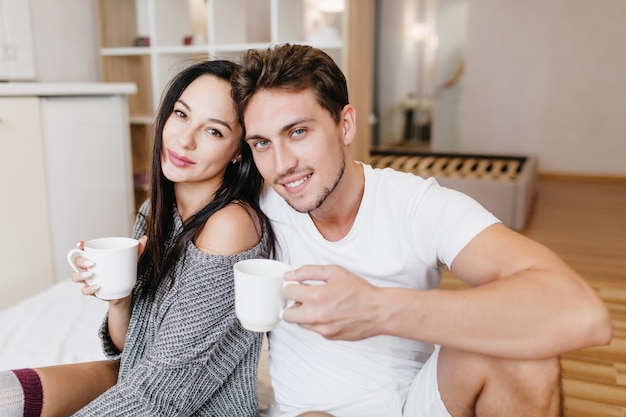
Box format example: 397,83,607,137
12,369,43,417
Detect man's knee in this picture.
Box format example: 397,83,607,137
509,356,561,403
438,348,562,416
495,356,561,393
521,356,561,386
441,347,561,390
480,355,562,416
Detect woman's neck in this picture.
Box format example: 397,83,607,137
174,181,219,221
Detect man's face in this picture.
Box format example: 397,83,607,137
244,88,347,214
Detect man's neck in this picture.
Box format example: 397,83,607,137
309,161,365,242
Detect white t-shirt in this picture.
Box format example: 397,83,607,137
260,164,499,417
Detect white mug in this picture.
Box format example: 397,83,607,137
67,237,139,300
234,258,293,332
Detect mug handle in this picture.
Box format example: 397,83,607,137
279,281,301,320
66,248,85,273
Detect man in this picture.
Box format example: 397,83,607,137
232,44,612,417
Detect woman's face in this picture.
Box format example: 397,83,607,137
161,74,242,192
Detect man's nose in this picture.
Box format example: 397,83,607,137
273,143,297,174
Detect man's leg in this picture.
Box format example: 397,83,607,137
437,347,562,417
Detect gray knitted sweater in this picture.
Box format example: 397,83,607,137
73,201,269,416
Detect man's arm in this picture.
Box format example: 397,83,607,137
282,224,612,359
384,223,611,358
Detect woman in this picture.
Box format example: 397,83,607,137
0,59,275,416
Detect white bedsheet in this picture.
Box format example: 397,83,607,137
0,279,108,369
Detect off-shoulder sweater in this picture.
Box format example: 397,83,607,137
73,201,270,416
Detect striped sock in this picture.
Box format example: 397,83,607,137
0,369,43,417
0,370,24,417
12,369,43,417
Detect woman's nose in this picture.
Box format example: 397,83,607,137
177,126,196,149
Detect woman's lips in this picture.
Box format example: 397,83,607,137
168,149,194,168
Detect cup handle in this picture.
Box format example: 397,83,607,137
66,248,85,273
279,281,301,320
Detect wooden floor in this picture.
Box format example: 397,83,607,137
441,176,626,417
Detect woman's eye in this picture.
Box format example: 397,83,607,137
207,128,223,137
174,109,186,118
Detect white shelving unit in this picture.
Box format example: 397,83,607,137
95,0,346,205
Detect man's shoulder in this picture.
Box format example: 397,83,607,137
260,184,292,221
364,163,439,196
260,183,283,207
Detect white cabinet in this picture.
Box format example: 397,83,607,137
0,97,53,308
0,0,37,80
40,95,136,284
0,84,136,309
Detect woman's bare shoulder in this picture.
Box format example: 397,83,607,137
195,203,262,256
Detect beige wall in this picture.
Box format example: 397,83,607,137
461,0,626,176
30,0,100,82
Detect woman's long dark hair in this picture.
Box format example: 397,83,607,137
137,59,275,298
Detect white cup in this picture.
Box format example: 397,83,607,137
234,258,293,332
67,237,139,300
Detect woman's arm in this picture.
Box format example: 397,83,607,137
72,235,147,354
102,298,133,352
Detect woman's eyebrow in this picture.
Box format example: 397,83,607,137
177,99,233,132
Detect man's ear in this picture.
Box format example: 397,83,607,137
340,104,357,146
